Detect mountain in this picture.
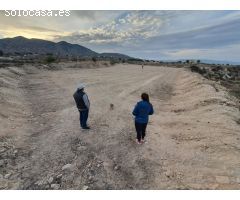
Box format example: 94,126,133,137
200,59,240,66
0,36,98,57
100,53,131,60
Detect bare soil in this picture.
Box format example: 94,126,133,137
0,63,240,189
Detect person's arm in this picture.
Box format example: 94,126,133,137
132,104,138,116
149,103,154,115
83,94,90,109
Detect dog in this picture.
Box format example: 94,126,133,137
110,103,114,110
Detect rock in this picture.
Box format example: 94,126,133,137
114,165,120,170
77,146,87,151
62,163,73,171
0,160,4,167
51,184,60,190
56,174,63,179
97,164,101,168
0,148,6,153
4,173,12,179
165,170,172,178
216,176,230,184
88,176,93,180
48,177,54,184
35,180,44,186
35,178,48,186
82,185,89,190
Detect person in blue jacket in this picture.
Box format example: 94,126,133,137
132,93,154,144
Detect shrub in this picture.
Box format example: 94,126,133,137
0,50,3,56
110,59,118,65
92,57,97,62
45,55,56,63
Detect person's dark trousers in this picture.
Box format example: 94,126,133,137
79,109,89,128
135,122,147,142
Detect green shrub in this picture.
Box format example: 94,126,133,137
45,55,56,63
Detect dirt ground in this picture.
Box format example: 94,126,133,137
1,63,240,189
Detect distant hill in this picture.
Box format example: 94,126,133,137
200,59,240,66
0,36,132,59
0,36,97,57
100,53,131,60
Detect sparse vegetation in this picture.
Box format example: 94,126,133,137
45,55,56,63
110,59,119,65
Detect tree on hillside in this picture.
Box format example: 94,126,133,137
0,50,3,56
45,55,56,63
197,60,201,63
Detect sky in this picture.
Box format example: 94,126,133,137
0,10,240,62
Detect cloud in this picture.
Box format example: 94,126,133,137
54,11,170,45
143,18,240,51
1,10,240,61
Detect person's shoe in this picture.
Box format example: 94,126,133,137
82,126,90,130
136,139,141,145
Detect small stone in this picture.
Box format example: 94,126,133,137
88,175,94,181
97,164,101,168
82,185,89,190
4,173,11,179
77,146,87,151
35,180,44,186
0,148,6,153
48,177,54,184
62,163,73,171
51,184,60,190
13,150,18,154
165,171,171,178
0,160,4,167
114,165,120,170
216,176,230,184
56,174,63,179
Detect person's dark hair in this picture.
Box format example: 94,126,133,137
141,93,149,102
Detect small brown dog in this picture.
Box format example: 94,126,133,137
110,103,114,110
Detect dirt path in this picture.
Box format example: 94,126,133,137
1,64,240,189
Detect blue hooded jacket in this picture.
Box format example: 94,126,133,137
132,100,154,124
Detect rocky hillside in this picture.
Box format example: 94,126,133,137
0,36,131,60
0,36,97,57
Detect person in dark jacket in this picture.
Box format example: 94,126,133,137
132,93,154,144
73,83,90,130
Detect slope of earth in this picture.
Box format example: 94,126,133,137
0,63,240,189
